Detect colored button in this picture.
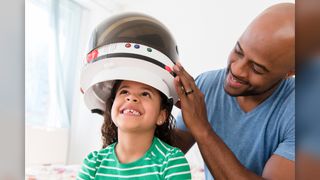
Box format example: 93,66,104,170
165,66,172,72
147,48,152,52
134,44,140,49
86,49,99,63
125,43,131,48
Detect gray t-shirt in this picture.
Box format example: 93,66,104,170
176,68,295,179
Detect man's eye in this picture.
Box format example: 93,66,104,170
252,64,264,74
235,48,243,56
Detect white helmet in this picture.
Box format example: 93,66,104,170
80,12,179,115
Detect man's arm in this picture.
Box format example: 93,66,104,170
172,63,294,179
172,129,195,154
195,125,294,180
262,154,295,180
194,123,263,180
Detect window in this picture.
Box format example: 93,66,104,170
26,0,82,128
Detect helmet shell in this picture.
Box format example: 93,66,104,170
80,12,179,114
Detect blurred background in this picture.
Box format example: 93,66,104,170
24,0,297,179
296,0,320,179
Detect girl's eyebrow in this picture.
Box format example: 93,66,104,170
118,85,156,94
118,85,129,90
141,87,154,92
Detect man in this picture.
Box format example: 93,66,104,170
172,3,295,180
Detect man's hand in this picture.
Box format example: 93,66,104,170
171,63,295,180
172,63,211,136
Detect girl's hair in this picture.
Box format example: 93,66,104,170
101,80,175,148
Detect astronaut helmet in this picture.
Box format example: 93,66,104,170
80,12,179,115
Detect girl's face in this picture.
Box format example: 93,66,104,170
111,80,166,133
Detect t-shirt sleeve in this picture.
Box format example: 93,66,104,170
274,116,295,161
77,151,99,180
162,148,191,180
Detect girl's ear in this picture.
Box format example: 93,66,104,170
156,109,167,126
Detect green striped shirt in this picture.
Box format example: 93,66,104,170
77,137,191,180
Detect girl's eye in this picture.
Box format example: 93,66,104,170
142,92,151,97
119,89,129,95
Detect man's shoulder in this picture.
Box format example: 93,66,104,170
277,78,295,105
277,78,295,119
284,77,295,91
195,68,226,88
196,68,226,80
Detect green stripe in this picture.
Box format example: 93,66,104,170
78,137,191,179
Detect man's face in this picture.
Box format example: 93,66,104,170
224,39,293,97
224,9,294,98
224,42,279,97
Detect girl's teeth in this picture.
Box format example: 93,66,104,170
123,109,140,115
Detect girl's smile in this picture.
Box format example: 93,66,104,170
111,80,166,132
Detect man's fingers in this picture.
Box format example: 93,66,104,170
173,64,194,95
174,76,186,100
176,62,195,82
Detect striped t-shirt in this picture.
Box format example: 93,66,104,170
77,137,191,180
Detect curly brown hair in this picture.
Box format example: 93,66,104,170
101,80,175,148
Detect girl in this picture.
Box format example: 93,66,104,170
77,80,191,180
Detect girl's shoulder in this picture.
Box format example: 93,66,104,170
78,144,116,179
153,138,191,179
98,143,115,155
83,143,116,164
152,138,187,160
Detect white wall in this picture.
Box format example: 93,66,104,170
25,126,69,166
67,0,295,164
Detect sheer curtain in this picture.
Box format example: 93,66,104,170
26,0,82,128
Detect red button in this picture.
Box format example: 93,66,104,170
165,66,172,73
87,49,99,63
125,43,131,48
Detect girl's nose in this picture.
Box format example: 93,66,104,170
126,95,138,103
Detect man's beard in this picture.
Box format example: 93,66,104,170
224,65,283,97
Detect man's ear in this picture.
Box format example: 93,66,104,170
156,109,167,126
286,69,295,78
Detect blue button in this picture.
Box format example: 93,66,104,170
134,44,140,49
